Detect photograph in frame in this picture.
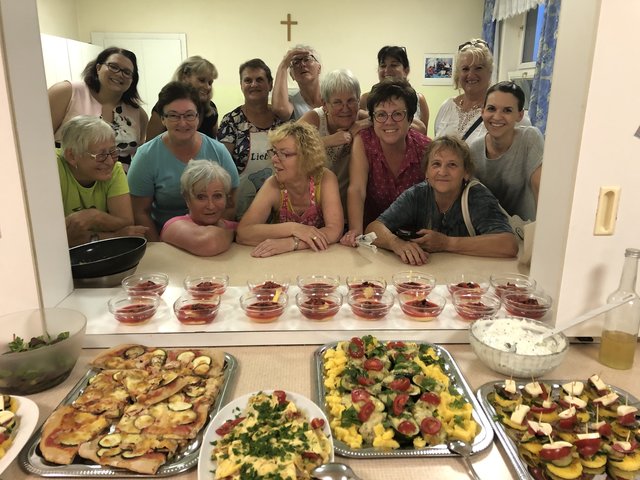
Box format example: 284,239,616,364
423,54,454,85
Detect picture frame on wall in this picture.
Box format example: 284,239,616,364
423,54,454,85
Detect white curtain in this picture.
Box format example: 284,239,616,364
493,0,544,20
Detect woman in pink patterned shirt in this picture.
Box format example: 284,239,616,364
342,78,430,246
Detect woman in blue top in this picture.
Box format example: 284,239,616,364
366,135,517,265
128,82,239,240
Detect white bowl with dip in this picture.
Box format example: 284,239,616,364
469,317,569,378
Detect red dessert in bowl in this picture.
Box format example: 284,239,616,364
392,271,436,294
247,275,290,293
345,276,387,293
183,274,229,298
173,293,220,325
452,291,501,321
446,274,489,296
296,291,342,320
398,291,446,321
489,273,536,299
122,273,169,296
347,289,394,320
239,291,288,323
108,295,159,325
296,274,340,294
503,291,552,320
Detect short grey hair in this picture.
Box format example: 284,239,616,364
60,115,115,157
180,159,232,200
320,69,361,103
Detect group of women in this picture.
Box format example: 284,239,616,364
50,39,543,264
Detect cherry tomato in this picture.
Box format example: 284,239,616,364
397,420,418,436
357,376,375,386
420,417,442,435
215,416,245,436
348,338,365,358
358,401,375,422
351,389,371,403
364,358,384,371
577,444,600,458
619,412,637,426
530,403,558,414
310,418,325,429
420,392,441,406
273,390,287,404
393,394,409,416
389,377,411,392
302,451,321,461
557,415,577,430
387,341,406,349
539,445,572,461
598,422,613,437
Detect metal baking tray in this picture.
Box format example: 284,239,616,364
476,379,640,480
313,341,494,458
19,353,238,477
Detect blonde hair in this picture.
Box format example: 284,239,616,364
453,39,494,90
268,122,326,179
173,56,218,82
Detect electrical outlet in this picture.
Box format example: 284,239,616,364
594,186,621,235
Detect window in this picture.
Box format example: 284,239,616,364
521,5,545,67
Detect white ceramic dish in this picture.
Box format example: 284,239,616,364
197,390,333,480
0,395,39,475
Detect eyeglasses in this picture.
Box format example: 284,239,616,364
267,148,297,160
104,62,134,78
87,149,120,162
373,110,407,123
329,98,359,110
458,39,489,51
291,55,317,68
162,111,199,123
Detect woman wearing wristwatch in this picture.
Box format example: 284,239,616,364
236,122,343,258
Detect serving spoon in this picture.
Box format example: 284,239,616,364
312,462,363,480
448,440,482,480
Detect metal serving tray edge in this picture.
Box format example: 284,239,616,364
18,353,238,478
476,380,640,480
313,341,494,458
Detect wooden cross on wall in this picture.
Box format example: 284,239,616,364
280,13,298,42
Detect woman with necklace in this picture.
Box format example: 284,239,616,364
469,81,543,221
366,135,517,265
56,115,147,246
128,82,239,241
434,39,529,145
237,122,343,258
218,59,283,219
272,45,322,120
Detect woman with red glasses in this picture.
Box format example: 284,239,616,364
56,115,146,246
272,45,322,121
237,122,343,257
341,78,430,247
48,47,148,168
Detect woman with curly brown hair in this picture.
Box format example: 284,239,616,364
237,122,343,257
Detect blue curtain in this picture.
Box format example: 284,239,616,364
482,0,497,50
529,0,562,136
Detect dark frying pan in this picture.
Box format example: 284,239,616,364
69,236,147,278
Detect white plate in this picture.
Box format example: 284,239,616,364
0,395,39,475
197,390,333,480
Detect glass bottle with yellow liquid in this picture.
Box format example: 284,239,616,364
598,248,640,369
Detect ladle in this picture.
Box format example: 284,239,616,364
448,440,482,480
312,462,363,480
506,293,635,352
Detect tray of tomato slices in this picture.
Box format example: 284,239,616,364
313,336,494,458
477,374,640,480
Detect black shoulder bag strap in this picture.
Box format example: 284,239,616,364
462,116,483,141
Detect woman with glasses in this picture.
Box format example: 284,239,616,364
218,58,284,219
48,47,148,167
435,39,529,145
359,46,430,134
272,45,322,120
56,115,147,246
298,69,371,223
128,82,239,241
469,81,543,221
146,56,220,140
160,160,235,256
236,122,343,258
341,78,430,247
366,136,517,264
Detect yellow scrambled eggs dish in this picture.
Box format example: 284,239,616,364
0,395,19,459
212,391,332,479
323,336,478,450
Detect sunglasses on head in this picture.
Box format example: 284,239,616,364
458,39,489,51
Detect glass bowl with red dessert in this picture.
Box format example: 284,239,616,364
397,290,446,321
391,271,436,294
489,272,536,299
452,290,502,321
239,290,288,323
503,290,552,320
345,275,387,293
247,274,290,293
446,273,489,296
296,291,343,321
121,272,169,296
347,288,394,320
183,274,229,298
108,294,160,325
296,274,340,294
173,292,221,325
